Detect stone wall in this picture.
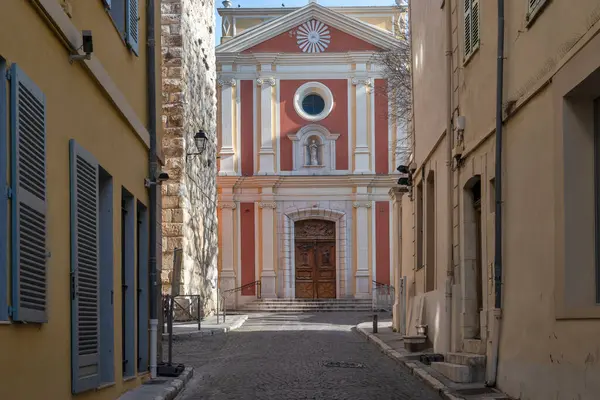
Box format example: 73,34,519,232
161,0,218,315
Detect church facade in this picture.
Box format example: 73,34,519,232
215,2,405,306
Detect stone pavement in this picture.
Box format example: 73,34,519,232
163,314,248,339
356,318,511,400
172,312,443,400
118,367,194,400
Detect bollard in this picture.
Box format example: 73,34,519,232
197,296,201,331
373,313,378,333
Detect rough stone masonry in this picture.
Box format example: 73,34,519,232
160,0,218,315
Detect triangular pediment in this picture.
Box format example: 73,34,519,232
216,3,400,54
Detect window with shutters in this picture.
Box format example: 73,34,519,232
70,141,116,392
0,57,8,322
464,0,480,62
526,0,549,26
107,0,139,56
70,140,100,393
9,63,48,324
137,202,149,373
121,189,136,378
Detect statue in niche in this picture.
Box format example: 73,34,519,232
308,139,319,166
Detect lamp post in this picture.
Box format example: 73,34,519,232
186,129,219,166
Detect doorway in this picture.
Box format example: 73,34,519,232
464,176,483,339
294,219,336,299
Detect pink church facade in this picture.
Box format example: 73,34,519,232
215,2,406,306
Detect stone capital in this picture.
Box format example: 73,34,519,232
217,77,236,87
352,201,372,209
259,202,277,209
351,77,373,87
218,202,237,210
256,77,276,87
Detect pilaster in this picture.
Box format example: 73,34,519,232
218,199,237,307
353,193,372,298
259,195,278,298
218,77,237,175
352,75,373,174
390,187,407,332
257,73,276,174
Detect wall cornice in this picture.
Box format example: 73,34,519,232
33,0,154,157
217,174,397,189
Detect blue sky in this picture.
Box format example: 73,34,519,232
214,0,396,45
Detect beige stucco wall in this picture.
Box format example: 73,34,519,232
0,0,160,398
404,0,600,398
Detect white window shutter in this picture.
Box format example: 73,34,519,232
464,0,472,57
70,139,100,394
9,63,48,324
471,0,480,51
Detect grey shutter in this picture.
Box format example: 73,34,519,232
126,0,139,56
0,58,8,321
9,63,48,323
70,139,100,393
464,0,472,57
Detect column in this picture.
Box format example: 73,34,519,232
218,200,237,307
390,187,405,332
259,197,277,298
353,196,372,298
218,77,236,175
257,75,276,174
352,76,372,174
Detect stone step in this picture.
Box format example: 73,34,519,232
463,338,486,355
252,299,372,303
431,362,473,383
445,352,486,367
240,309,372,313
241,306,371,311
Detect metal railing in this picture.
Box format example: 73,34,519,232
217,280,262,323
162,294,203,329
372,280,395,312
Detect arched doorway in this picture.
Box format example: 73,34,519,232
294,219,336,299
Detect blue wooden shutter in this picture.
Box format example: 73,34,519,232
0,58,8,321
137,203,149,372
70,139,100,393
126,0,139,56
9,63,48,323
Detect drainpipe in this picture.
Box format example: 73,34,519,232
146,0,159,379
444,0,454,353
487,0,504,387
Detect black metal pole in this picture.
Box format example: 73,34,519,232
197,296,201,331
373,314,378,334
494,0,505,310
168,295,173,366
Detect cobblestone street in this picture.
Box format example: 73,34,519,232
171,312,441,400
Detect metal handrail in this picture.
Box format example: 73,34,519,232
216,280,262,323
223,280,262,297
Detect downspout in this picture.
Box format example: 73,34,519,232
444,0,454,353
487,0,504,387
146,0,159,379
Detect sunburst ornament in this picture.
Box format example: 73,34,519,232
296,20,331,53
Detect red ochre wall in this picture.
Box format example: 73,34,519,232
374,79,389,174
375,201,391,285
240,80,254,176
279,79,348,171
240,203,256,295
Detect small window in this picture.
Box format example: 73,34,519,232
527,0,549,25
302,94,325,116
464,0,480,61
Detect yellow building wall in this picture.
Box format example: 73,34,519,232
0,0,159,399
